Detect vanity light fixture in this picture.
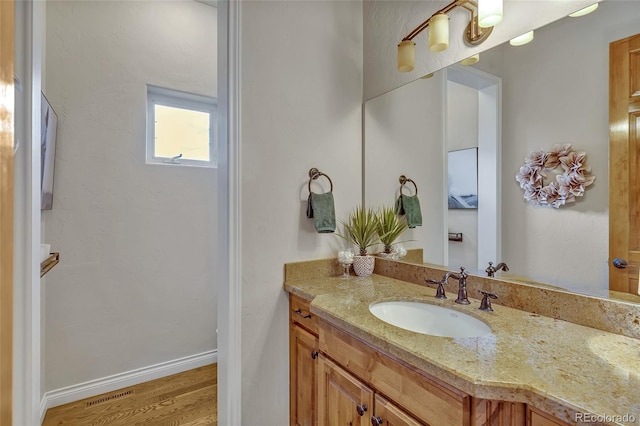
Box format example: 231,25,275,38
397,0,501,72
509,31,534,46
398,40,416,72
429,13,450,52
569,3,598,17
460,54,479,65
478,0,503,28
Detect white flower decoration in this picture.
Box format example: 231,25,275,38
515,144,596,208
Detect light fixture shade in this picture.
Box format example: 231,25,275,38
397,40,416,72
569,3,598,17
429,14,449,52
478,0,503,28
509,31,534,46
460,54,479,66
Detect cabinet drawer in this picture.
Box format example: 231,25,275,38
290,294,318,335
319,321,470,426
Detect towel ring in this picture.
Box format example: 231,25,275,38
308,168,333,193
399,175,418,196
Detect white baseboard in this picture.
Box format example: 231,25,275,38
40,349,217,423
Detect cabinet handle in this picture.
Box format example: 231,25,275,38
294,309,311,319
311,351,318,360
371,416,383,426
356,404,368,416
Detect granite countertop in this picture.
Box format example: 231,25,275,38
284,274,640,426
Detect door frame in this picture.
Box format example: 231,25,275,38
217,0,242,424
16,1,243,424
1,0,15,424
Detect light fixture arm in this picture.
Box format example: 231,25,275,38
400,0,492,45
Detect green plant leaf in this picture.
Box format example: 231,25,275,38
336,206,381,256
375,206,408,249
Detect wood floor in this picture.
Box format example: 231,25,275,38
42,364,217,426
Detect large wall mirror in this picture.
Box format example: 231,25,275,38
364,1,640,303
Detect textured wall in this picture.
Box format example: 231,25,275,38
43,1,218,391
240,1,363,424
363,0,599,101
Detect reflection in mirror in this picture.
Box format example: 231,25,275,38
365,65,500,273
364,1,640,303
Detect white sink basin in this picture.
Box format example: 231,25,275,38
369,301,491,338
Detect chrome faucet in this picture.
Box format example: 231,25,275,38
446,267,470,305
485,261,509,277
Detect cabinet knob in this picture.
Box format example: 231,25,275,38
356,404,368,416
311,351,318,359
371,415,383,425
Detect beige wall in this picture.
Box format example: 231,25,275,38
239,1,363,423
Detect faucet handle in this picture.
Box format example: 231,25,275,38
426,278,448,299
479,290,498,312
485,262,496,277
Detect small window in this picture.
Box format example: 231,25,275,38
146,85,217,168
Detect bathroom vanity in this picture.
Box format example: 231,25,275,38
284,258,640,426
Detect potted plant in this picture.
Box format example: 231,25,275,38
338,206,380,277
376,206,409,256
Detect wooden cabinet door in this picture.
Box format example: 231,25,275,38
317,355,374,426
372,394,423,426
290,324,319,426
528,407,571,426
320,321,470,426
610,32,640,295
471,398,526,426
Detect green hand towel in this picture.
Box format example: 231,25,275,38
395,194,422,228
307,192,336,233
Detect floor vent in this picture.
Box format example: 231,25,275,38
85,389,134,408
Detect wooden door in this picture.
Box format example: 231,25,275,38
317,355,374,426
290,324,319,426
0,0,15,424
610,33,640,295
372,394,422,426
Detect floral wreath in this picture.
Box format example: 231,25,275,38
515,144,596,208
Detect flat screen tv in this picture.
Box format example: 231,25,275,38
41,92,58,210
